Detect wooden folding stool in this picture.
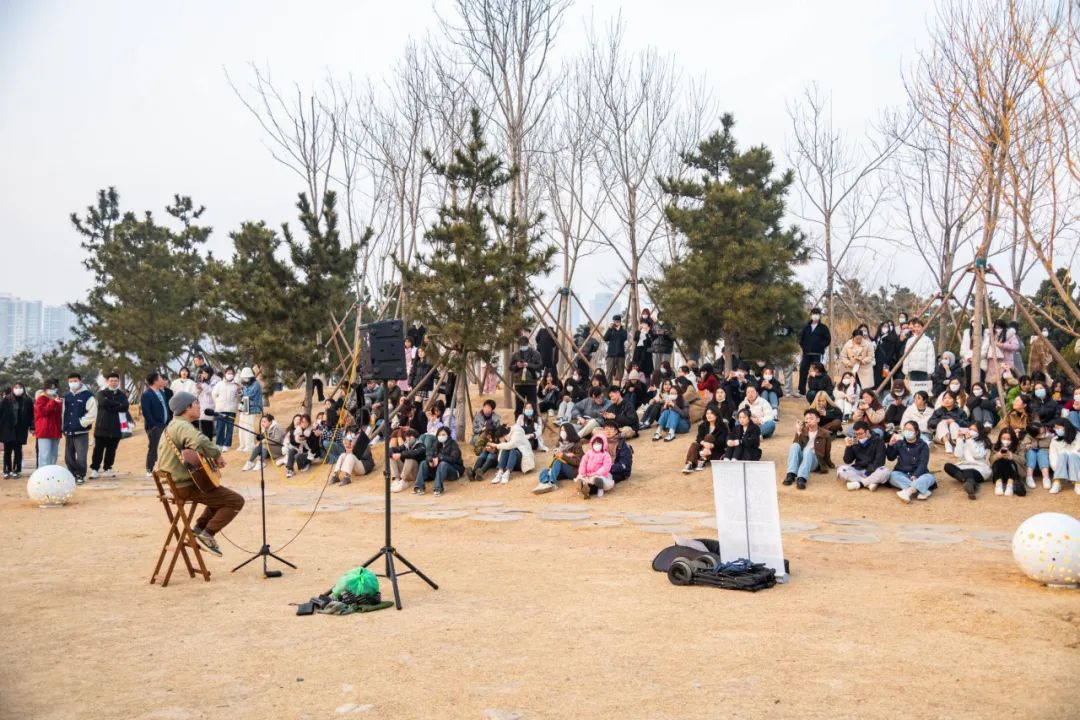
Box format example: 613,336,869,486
150,470,211,586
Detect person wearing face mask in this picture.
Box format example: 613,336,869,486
1008,322,1026,375
89,372,130,479
839,330,875,391
210,367,241,452
756,366,784,414
933,375,968,411
1047,419,1080,495
931,351,963,398
1021,421,1053,491
61,373,97,484
1027,328,1055,376
33,379,64,467
989,428,1026,496
837,421,889,491
602,315,628,383
534,423,583,493
886,420,936,502
406,319,427,348
900,318,936,390
803,362,834,406
900,391,935,444
965,382,998,428
943,424,993,499
575,432,614,499
1029,381,1060,425
0,383,35,478
236,366,263,453
797,308,831,397
873,321,901,387
927,391,970,453
488,419,535,485
509,335,543,420
981,320,1015,383
517,403,549,453
413,427,463,497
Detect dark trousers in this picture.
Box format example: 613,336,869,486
65,433,89,479
798,353,822,395
173,483,246,535
146,426,164,473
3,444,24,473
513,383,538,419
197,420,214,439
312,378,325,402
90,436,120,471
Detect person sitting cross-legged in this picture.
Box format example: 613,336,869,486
533,423,583,494
837,420,889,491
412,427,464,497
603,420,634,486
783,408,834,490
602,385,640,439
886,420,936,503
725,409,762,461
737,384,776,439
574,432,613,500
927,391,970,453
570,386,609,438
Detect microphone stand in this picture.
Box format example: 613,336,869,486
215,412,295,578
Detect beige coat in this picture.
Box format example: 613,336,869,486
839,338,875,389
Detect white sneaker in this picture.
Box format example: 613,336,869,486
285,470,295,479
1049,480,1061,494
145,471,153,478
994,480,1004,496
665,430,676,442
652,431,662,441
490,471,504,485
897,487,916,503
867,483,879,492
944,441,954,454
1004,481,1014,497
681,463,694,475
1074,483,1080,496
104,469,117,478
537,443,549,453
532,482,555,494
845,480,862,491
88,470,99,479
1043,476,1052,490
499,471,510,484
1025,477,1036,490
390,479,405,493
916,490,932,501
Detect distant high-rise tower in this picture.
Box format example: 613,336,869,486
0,294,77,358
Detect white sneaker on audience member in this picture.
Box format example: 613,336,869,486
845,480,861,491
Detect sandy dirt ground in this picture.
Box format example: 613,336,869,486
1,389,1078,720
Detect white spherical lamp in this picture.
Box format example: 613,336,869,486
1012,512,1080,589
26,465,77,508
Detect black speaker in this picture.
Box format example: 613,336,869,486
359,320,407,380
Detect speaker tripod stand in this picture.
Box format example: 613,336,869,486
360,378,438,609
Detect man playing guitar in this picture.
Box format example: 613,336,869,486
156,391,244,557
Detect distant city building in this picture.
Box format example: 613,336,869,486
0,294,77,357
589,292,615,325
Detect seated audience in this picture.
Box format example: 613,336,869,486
329,431,375,486
1049,419,1080,495
783,408,834,490
533,424,582,494
575,432,613,499
388,428,425,492
900,391,935,443
927,391,970,452
683,405,728,474
943,425,993,499
886,420,936,502
849,389,885,437
490,420,536,485
412,426,463,496
726,409,762,461
990,427,1026,497
837,420,889,491
737,385,776,439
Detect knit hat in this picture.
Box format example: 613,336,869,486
169,391,197,415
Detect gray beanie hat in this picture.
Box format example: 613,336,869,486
169,391,197,415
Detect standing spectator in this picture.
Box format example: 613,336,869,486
0,383,34,478
649,313,675,371
839,330,875,391
509,335,543,419
873,321,901,388
192,354,217,382
535,325,559,376
237,366,263,453
62,373,97,484
211,367,240,451
89,372,129,479
34,380,63,468
408,347,436,401
631,319,654,378
170,366,197,396
195,368,216,439
981,320,1014,382
603,315,628,383
406,319,427,348
797,307,831,397
900,317,936,387
140,372,170,478
1027,329,1054,377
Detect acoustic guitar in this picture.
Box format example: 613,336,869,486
181,448,221,493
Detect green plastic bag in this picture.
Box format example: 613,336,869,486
331,567,380,599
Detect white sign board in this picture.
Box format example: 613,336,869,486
711,460,788,582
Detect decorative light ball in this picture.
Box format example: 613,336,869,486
1012,512,1080,589
27,465,77,508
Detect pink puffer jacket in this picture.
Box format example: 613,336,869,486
577,434,613,477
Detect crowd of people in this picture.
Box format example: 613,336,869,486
1,308,1079,510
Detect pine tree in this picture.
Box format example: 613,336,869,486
69,189,210,385
652,114,808,368
400,108,555,436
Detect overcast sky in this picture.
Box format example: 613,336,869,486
0,0,938,307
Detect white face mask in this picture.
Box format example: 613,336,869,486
973,388,983,397
811,314,821,322
763,374,773,380
1041,330,1049,337
592,443,604,452
1001,439,1012,448
560,431,567,441
225,374,234,381
46,388,58,397
437,434,449,443
949,383,960,392
13,387,24,396
68,382,80,391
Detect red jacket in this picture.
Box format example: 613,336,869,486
34,393,62,439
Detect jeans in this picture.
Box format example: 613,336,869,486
1068,410,1080,431
762,390,779,410
415,462,460,493
786,443,818,478
90,436,120,471
1025,448,1050,472
286,447,311,472
497,449,522,471
759,419,776,439
1053,451,1080,481
474,450,497,470
215,412,236,447
539,459,575,485
658,410,690,433
37,438,60,467
64,433,90,479
889,471,936,494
